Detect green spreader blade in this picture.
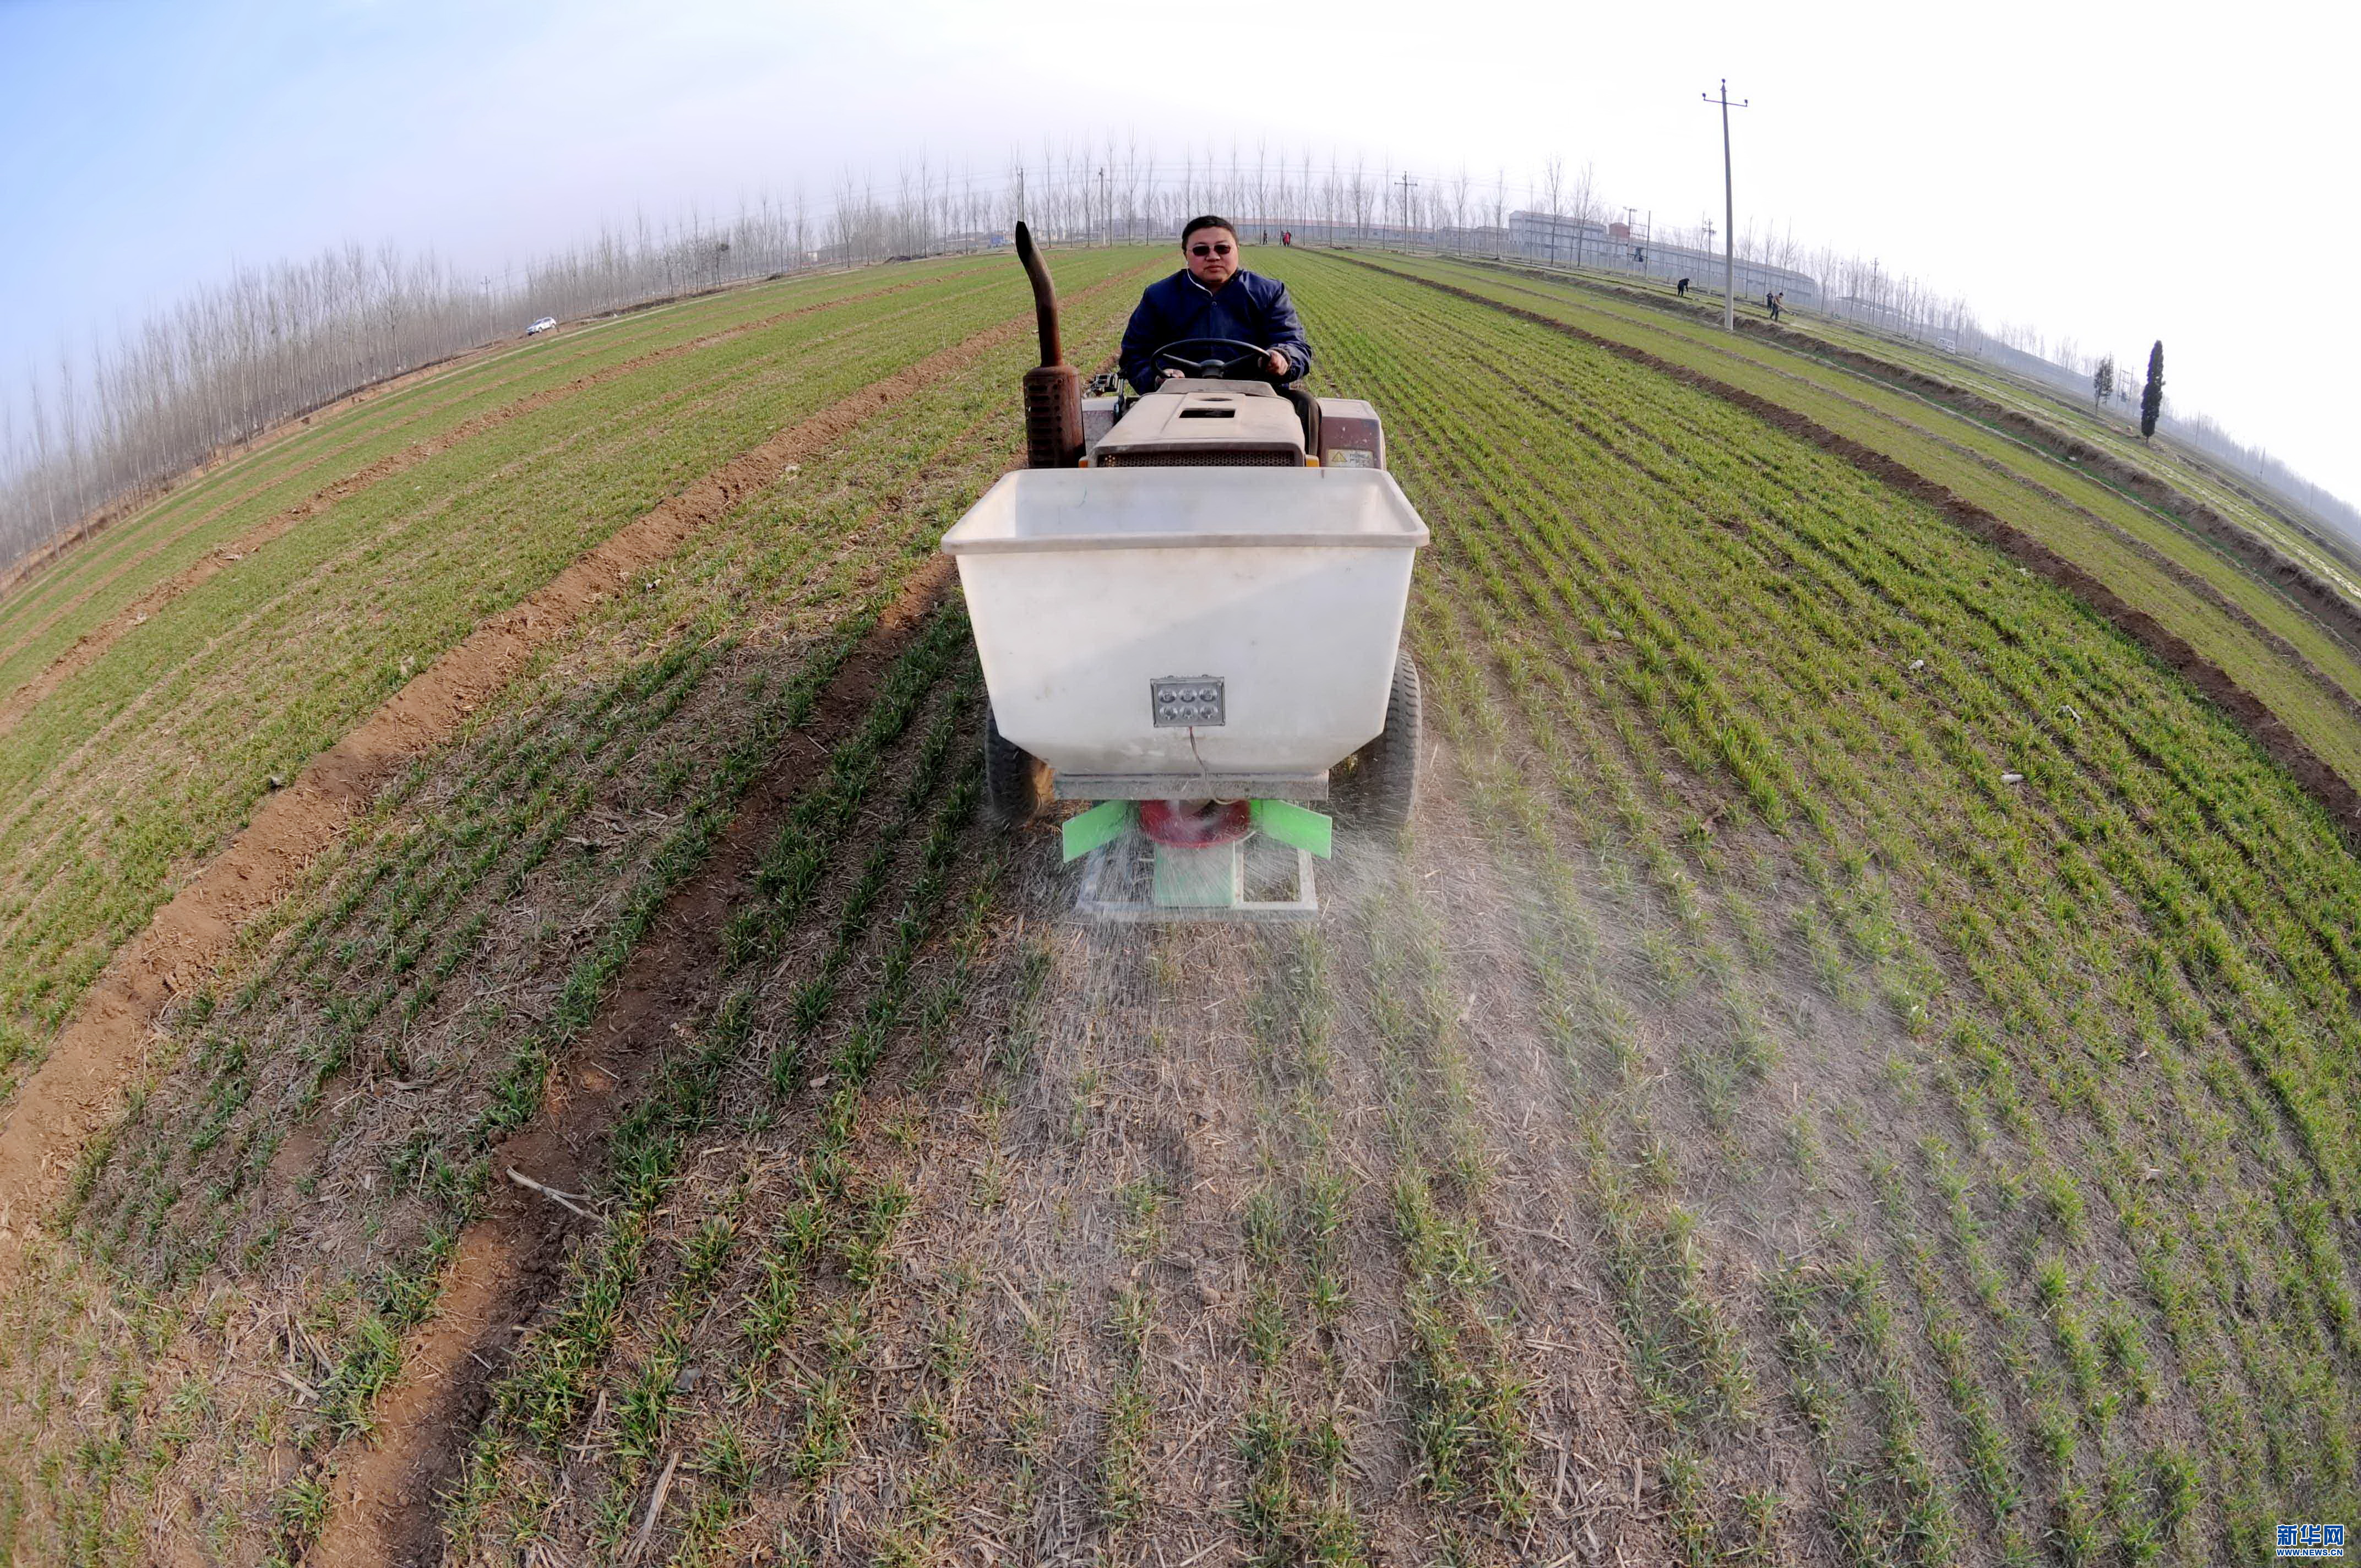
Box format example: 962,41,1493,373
1250,798,1332,859
1062,799,1135,863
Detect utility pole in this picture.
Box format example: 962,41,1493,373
1399,172,1416,246
1700,78,1750,330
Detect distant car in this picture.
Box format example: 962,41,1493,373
525,316,558,336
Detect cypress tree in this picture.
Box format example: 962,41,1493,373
2092,355,2114,407
2139,340,2164,439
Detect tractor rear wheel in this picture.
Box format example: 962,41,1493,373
984,704,1047,827
1334,648,1421,834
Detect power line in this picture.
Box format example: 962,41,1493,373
1700,78,1750,331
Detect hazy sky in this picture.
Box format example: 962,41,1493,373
4,0,2355,506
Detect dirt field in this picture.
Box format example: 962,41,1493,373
0,245,2354,1567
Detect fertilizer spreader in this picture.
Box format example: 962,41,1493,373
940,225,1429,920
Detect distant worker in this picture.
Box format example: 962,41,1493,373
1282,228,1292,247
1766,290,1783,322
1120,215,1316,439
1677,277,1690,297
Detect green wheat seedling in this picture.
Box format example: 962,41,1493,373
1356,872,1534,1528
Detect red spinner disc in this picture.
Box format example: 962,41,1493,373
1138,798,1252,848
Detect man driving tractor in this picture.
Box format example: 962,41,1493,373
1120,215,1319,441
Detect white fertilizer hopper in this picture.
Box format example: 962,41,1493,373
948,224,1430,920
944,466,1425,782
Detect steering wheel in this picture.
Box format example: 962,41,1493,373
1153,337,1282,380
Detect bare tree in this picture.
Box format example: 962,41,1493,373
1568,160,1597,269
1540,155,1565,266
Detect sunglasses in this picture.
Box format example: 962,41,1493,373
1189,242,1234,257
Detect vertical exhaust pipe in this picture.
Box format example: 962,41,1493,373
1015,222,1084,470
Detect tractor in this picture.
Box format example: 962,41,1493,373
940,225,1428,919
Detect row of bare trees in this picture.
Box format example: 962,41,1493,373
0,199,853,574
6,145,2347,576
2170,410,2361,543
3,244,495,569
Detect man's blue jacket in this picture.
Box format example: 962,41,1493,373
1119,268,1312,394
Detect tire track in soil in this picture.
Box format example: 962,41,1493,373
0,279,923,740
0,314,1026,1275
1402,769,1730,1562
306,562,958,1568
1340,255,2361,842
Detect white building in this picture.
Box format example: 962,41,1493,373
1505,212,1820,309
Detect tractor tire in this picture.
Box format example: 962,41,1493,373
983,704,1046,828
1333,648,1422,835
